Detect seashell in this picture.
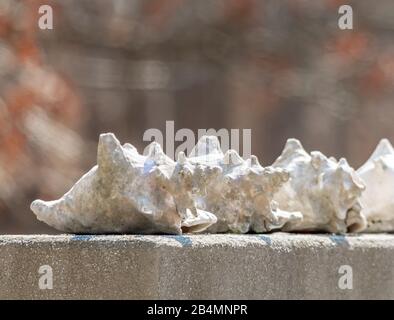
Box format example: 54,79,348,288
186,136,302,233
30,133,217,234
357,139,394,232
272,139,366,233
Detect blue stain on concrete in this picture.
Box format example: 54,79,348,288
257,235,272,245
170,235,193,247
71,235,94,241
329,235,349,247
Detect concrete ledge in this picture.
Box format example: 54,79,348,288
0,233,393,299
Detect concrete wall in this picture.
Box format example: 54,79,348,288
0,233,393,299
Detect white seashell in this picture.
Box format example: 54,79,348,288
357,139,394,232
272,139,366,233
187,136,302,233
30,133,217,234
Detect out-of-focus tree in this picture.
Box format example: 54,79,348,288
0,0,88,233
1,0,394,233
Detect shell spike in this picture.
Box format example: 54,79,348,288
190,135,223,158
369,139,394,161
223,149,244,166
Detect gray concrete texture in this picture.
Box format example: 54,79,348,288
0,233,393,299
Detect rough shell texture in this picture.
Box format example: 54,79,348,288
272,139,366,233
30,133,217,234
357,139,394,232
186,136,303,233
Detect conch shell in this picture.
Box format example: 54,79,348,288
272,139,366,233
30,133,217,234
187,136,302,233
357,139,394,232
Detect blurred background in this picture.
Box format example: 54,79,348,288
1,0,394,233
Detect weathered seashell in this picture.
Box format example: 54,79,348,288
357,139,394,232
30,133,217,234
272,139,366,233
186,136,302,233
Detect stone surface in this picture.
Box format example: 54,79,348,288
0,233,392,299
358,139,394,232
273,139,367,233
